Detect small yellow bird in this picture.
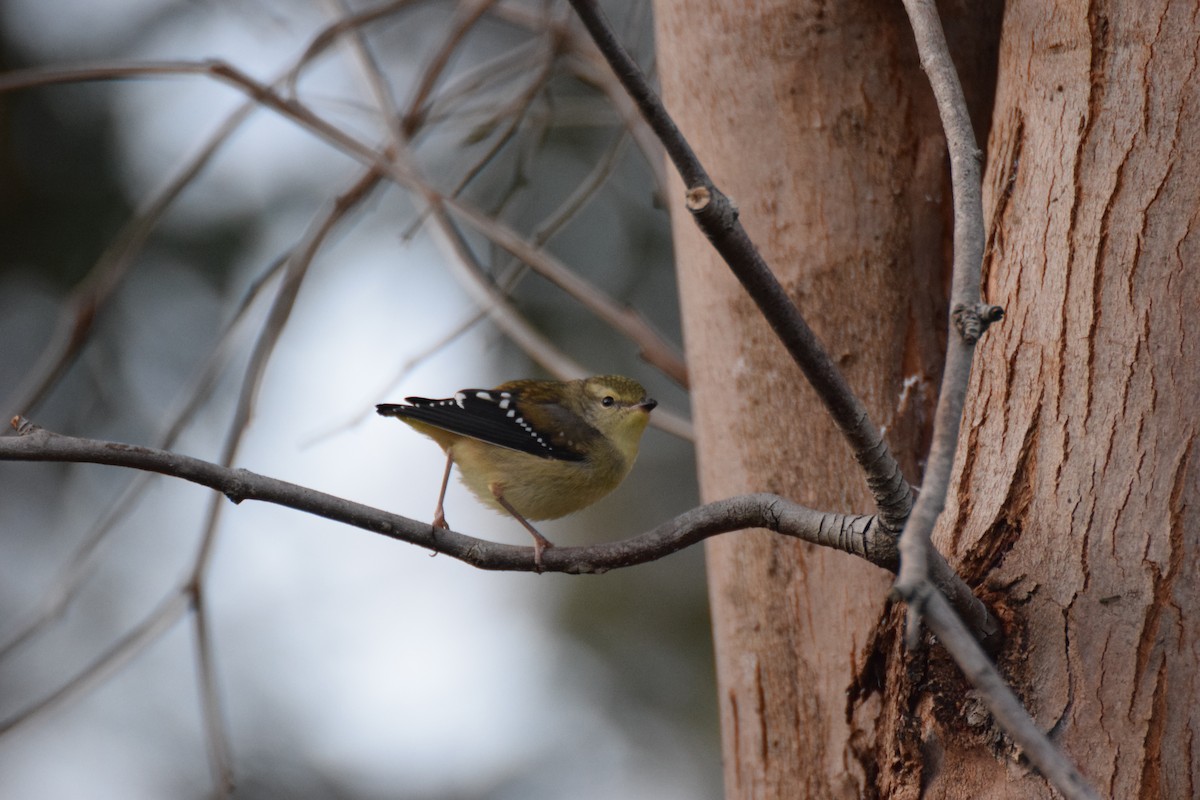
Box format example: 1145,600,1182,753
377,375,657,567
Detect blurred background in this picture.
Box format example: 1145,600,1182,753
0,1,715,797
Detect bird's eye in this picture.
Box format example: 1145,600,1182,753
601,395,615,407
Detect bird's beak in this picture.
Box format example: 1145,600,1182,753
638,398,658,412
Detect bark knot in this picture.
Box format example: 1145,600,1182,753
952,303,1005,345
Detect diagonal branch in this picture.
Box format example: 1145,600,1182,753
922,590,1098,800
0,590,190,736
563,0,912,533
0,98,259,421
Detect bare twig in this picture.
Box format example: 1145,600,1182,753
563,0,912,531
0,419,882,570
0,98,258,421
1,420,1008,643
0,4,418,424
416,38,546,133
892,0,988,618
189,602,234,798
441,194,690,386
400,0,500,136
0,59,690,390
396,14,561,241
289,0,427,95
339,8,688,389
170,164,390,797
527,127,632,249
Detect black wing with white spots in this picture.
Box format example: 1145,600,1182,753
378,389,589,461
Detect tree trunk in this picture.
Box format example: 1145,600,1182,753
655,1,999,797
660,0,1199,796
927,2,1200,796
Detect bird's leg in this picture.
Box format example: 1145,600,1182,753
490,484,553,572
432,453,453,530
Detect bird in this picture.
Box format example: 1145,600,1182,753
376,375,657,569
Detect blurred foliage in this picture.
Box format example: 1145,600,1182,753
0,54,130,287
0,2,716,798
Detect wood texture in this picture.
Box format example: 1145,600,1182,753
932,2,1200,796
655,1,998,795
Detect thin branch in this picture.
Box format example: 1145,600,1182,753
563,0,912,531
400,0,500,136
470,3,670,192
490,4,668,192
168,163,390,796
527,126,632,249
1,419,891,573
0,97,258,420
289,0,430,95
440,193,690,387
333,7,689,390
0,420,1001,644
0,4,419,423
890,3,1093,799
923,590,1099,800
189,602,234,798
334,3,688,390
416,38,546,133
0,58,690,391
397,18,561,241
892,0,993,614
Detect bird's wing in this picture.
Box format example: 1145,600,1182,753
378,390,588,461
